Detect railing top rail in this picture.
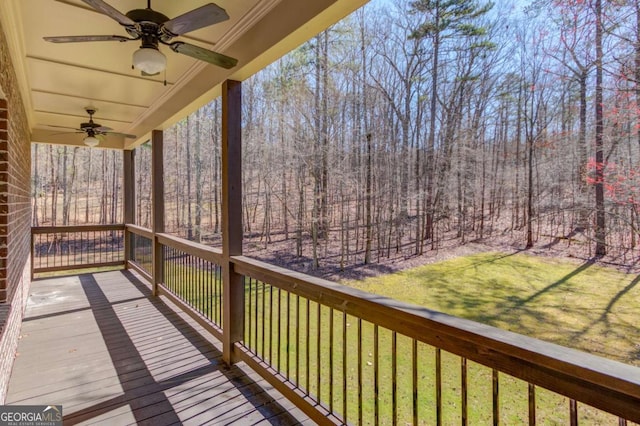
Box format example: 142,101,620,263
32,224,125,234
125,224,154,239
231,254,640,421
157,232,223,265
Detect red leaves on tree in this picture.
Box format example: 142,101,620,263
586,158,640,207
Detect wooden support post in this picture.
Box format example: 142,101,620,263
151,130,164,296
123,149,135,266
221,80,243,365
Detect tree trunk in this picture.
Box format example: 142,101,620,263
594,0,606,256
195,111,203,242
186,117,193,240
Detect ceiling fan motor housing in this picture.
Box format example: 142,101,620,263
125,9,169,36
126,9,172,50
125,8,169,25
81,108,102,131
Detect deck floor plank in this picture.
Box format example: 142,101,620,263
7,270,311,425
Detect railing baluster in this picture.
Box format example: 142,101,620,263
164,246,169,291
413,339,418,426
374,324,379,426
392,330,397,426
79,232,84,266
436,348,442,426
528,383,536,426
269,284,274,363
171,247,176,292
189,253,193,307
247,276,252,347
277,287,282,372
208,261,212,322
262,281,266,360
213,264,217,324
165,246,170,291
462,357,468,426
492,369,499,426
196,257,201,312
286,290,290,379
203,258,206,318
180,250,184,302
219,264,223,326
91,230,94,265
329,307,334,413
253,279,260,354
305,298,310,394
200,257,204,314
187,252,191,305
570,399,578,426
317,301,322,401
343,312,348,423
296,294,300,386
358,317,363,426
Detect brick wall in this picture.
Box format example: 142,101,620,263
0,15,32,403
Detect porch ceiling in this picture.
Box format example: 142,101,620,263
0,0,367,150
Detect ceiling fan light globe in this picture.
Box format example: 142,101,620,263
84,135,100,147
133,47,166,74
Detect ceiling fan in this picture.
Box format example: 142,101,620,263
50,107,136,147
44,0,238,75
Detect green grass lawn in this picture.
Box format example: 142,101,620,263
344,252,640,367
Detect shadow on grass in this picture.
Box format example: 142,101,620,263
502,260,595,312
429,250,526,275
465,261,595,332
570,274,640,341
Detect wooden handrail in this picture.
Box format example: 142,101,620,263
31,224,125,276
231,255,640,422
125,224,153,239
156,233,223,265
32,224,125,234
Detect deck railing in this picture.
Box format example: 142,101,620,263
30,224,640,425
125,224,153,279
156,232,223,337
31,224,124,275
231,256,640,425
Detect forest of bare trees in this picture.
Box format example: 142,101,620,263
32,0,640,272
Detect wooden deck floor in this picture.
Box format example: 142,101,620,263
6,270,312,425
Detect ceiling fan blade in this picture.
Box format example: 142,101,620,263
106,132,137,139
169,42,237,69
44,35,132,43
82,0,136,27
44,125,81,130
163,3,229,36
95,126,113,132
49,131,84,137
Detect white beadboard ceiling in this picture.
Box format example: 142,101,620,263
0,0,367,149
